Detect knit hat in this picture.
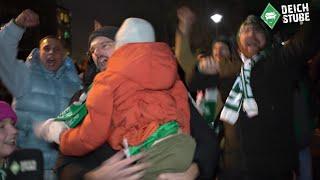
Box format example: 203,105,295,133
237,15,271,46
0,101,17,124
88,26,119,47
115,17,155,50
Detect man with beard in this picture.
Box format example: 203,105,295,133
0,9,81,179
192,11,320,180
44,17,219,180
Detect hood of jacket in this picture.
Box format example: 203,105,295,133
106,42,178,90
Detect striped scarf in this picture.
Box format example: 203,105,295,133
220,53,262,125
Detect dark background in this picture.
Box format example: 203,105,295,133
0,0,308,62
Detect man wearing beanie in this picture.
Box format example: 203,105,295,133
88,26,118,72
41,16,217,179
190,5,320,180
61,17,195,179
79,25,119,89
49,20,190,180
37,17,195,180
54,25,121,179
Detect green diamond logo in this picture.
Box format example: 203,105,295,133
261,3,281,29
10,161,20,175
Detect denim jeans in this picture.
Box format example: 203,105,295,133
298,147,313,180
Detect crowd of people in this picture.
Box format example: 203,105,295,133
0,2,319,180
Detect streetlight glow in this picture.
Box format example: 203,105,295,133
210,14,223,23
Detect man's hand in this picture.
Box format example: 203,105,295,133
85,151,151,180
198,56,220,75
15,9,39,28
177,6,196,35
157,163,199,180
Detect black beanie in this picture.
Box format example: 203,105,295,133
88,26,118,47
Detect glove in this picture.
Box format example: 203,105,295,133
34,118,69,144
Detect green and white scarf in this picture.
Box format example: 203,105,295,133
55,85,92,128
220,53,262,125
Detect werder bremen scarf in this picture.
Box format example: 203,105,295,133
220,52,263,125
55,85,92,128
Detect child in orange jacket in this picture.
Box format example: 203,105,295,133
38,18,196,179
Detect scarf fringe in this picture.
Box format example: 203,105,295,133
243,98,258,118
220,107,239,125
219,53,262,125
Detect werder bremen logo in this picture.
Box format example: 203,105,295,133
10,161,20,175
261,3,281,29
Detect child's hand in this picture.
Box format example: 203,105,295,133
34,118,68,144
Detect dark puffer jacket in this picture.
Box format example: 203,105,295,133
189,8,320,177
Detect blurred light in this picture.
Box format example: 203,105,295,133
60,13,64,22
64,31,70,39
64,14,69,23
211,14,223,23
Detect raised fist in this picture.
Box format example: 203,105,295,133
177,6,196,34
15,9,39,28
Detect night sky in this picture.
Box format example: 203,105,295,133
62,0,305,62
0,0,309,61
62,0,247,61
63,0,181,62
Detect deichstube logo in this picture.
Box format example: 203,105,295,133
281,3,310,24
261,3,281,29
261,3,311,29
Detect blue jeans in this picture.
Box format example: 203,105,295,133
298,147,313,180
44,170,57,180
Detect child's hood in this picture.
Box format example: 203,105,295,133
107,42,178,90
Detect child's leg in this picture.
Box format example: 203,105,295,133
141,134,196,180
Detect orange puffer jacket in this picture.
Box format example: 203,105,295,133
60,42,190,156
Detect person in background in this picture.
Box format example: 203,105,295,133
175,6,241,83
175,5,240,104
0,9,82,179
175,6,241,146
193,37,238,126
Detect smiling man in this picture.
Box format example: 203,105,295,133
216,13,320,180
87,26,118,71
0,9,81,179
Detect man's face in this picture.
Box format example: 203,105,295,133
238,24,266,58
39,38,65,72
212,42,231,62
89,36,115,71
